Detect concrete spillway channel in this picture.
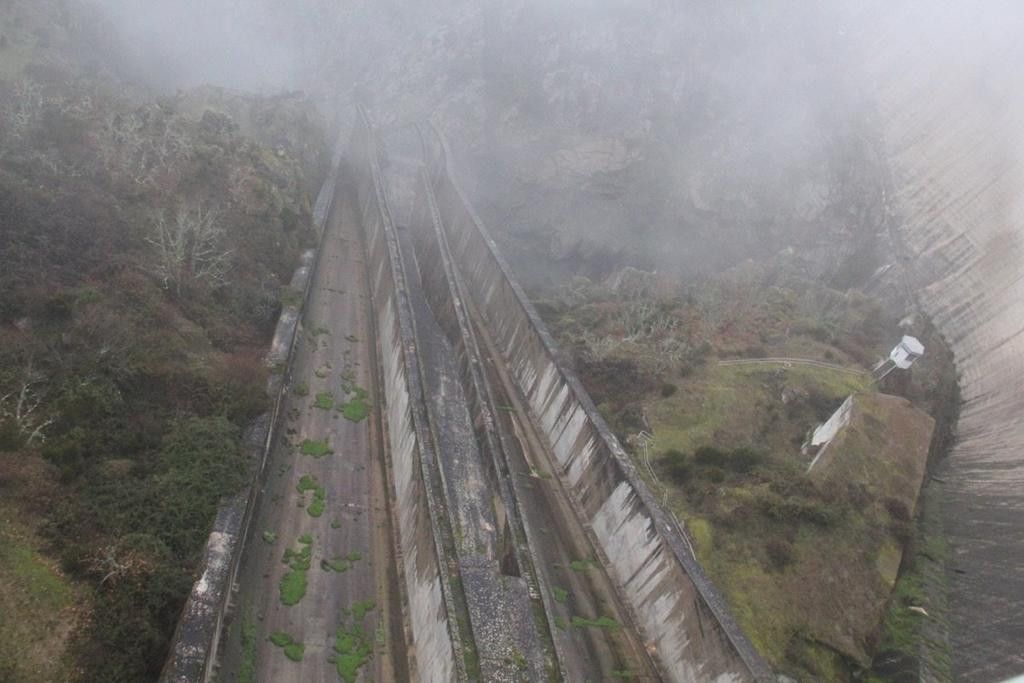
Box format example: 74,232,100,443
376,124,660,680
212,110,770,683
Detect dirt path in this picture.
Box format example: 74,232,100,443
218,190,405,683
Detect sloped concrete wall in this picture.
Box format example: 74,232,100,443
863,3,1024,678
349,111,460,683
426,131,772,683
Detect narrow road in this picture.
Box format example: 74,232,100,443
218,183,406,682
717,357,867,376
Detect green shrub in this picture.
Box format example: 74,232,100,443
759,492,841,527
70,534,190,681
693,446,727,467
659,382,678,398
149,416,249,556
0,419,26,451
726,447,764,473
704,466,726,483
661,449,692,484
765,538,795,571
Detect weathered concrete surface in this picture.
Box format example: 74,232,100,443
159,488,249,683
426,125,773,682
350,110,461,683
383,131,551,681
215,166,407,682
410,155,661,681
864,2,1024,678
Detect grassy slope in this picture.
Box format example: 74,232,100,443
652,388,932,675
536,265,946,680
647,363,869,457
0,510,74,682
0,458,78,682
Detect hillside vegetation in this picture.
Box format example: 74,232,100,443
0,1,328,679
535,258,955,680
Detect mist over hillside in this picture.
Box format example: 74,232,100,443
4,0,1024,679
88,0,1023,285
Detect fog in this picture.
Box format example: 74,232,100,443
56,1,1024,678
86,0,306,89
89,0,1024,282
86,1,1023,234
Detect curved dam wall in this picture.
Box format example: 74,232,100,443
349,111,460,683
424,131,772,682
864,2,1024,679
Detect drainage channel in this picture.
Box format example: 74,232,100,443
405,130,661,681
379,129,550,681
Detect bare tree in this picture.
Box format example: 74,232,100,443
0,359,53,445
618,300,679,342
580,329,622,361
102,105,194,187
5,79,47,142
147,203,234,294
89,543,152,586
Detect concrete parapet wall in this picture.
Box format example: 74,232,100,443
160,163,339,682
349,110,460,683
426,129,773,682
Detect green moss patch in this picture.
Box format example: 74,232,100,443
269,631,305,662
300,438,333,458
568,559,597,572
313,392,335,410
322,557,351,573
297,475,326,518
571,615,620,630
279,536,313,606
336,385,370,423
330,601,376,682
322,552,362,574
239,609,258,682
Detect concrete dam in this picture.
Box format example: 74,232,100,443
864,2,1024,679
162,108,773,682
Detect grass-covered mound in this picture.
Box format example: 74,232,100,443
535,262,953,680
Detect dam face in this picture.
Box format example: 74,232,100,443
866,2,1024,678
